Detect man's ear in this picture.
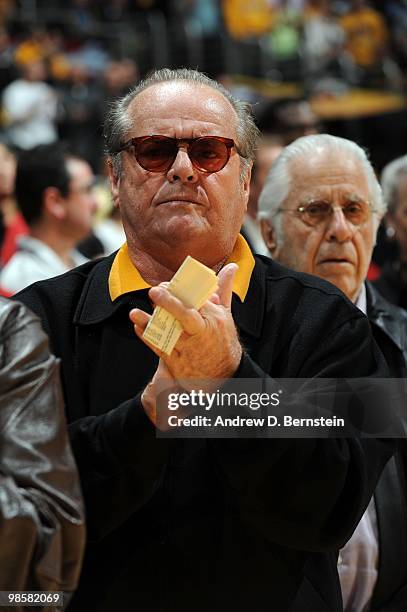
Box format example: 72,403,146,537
107,158,120,208
241,162,252,211
260,218,278,256
43,186,66,220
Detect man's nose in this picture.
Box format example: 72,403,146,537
166,148,198,183
325,207,354,242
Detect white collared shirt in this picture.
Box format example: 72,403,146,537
355,284,367,315
0,236,87,295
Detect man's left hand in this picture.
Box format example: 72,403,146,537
130,263,242,384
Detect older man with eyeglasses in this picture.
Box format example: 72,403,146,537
259,133,407,612
16,71,396,612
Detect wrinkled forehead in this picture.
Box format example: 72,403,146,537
290,151,370,194
126,81,239,139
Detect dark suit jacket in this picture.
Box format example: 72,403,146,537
15,254,395,612
367,283,407,612
373,262,407,312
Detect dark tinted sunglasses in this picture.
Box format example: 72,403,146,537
117,135,239,173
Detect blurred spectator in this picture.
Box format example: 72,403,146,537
217,73,259,103
0,142,15,206
0,26,16,90
180,0,221,36
68,0,99,35
79,207,125,259
58,61,104,169
0,143,12,271
77,165,125,258
255,97,320,144
175,0,222,77
339,0,391,86
0,296,85,596
13,27,71,83
0,144,97,294
244,136,283,255
302,0,350,89
385,1,407,74
13,30,45,66
103,58,139,101
222,0,273,40
374,154,407,309
0,143,28,274
93,205,125,254
267,2,302,64
67,38,110,76
0,0,14,26
1,59,58,150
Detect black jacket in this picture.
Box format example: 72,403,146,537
367,281,407,378
366,282,407,612
16,254,395,612
0,298,85,605
373,262,407,312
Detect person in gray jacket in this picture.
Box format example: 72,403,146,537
0,297,85,606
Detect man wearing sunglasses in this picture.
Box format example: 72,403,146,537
259,133,407,612
16,69,395,612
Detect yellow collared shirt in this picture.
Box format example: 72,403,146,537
108,234,255,303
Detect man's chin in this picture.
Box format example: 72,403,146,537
157,217,210,240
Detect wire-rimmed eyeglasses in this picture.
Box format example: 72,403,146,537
275,199,376,228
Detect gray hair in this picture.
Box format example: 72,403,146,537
104,68,259,179
380,154,407,214
258,133,385,243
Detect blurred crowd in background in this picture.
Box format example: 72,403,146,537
1,0,407,298
1,0,407,170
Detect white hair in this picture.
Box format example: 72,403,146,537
258,134,385,243
380,154,407,215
